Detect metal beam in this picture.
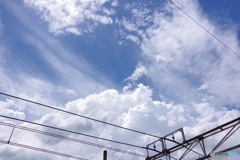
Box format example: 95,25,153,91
146,116,240,160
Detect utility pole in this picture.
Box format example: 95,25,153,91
103,150,107,160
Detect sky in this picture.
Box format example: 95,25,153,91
0,0,240,159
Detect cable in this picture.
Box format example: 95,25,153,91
0,114,146,150
0,93,203,157
168,0,240,58
0,93,202,157
0,139,89,160
1,115,202,159
0,92,161,139
0,121,146,158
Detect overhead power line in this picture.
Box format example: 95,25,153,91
0,115,202,159
0,92,161,139
0,140,88,160
169,0,240,58
0,121,146,158
0,92,201,155
0,114,145,150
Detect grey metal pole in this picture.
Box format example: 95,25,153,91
103,150,107,160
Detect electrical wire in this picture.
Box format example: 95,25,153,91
168,0,240,58
0,121,146,158
0,114,146,150
1,115,203,159
0,140,88,160
0,93,204,158
0,92,161,139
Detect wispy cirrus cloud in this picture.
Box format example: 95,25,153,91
0,18,3,34
23,0,117,35
124,0,240,107
0,1,115,121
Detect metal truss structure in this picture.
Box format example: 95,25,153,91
146,116,240,160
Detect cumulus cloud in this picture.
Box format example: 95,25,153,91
1,84,239,160
0,109,25,119
23,0,117,35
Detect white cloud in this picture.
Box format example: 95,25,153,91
123,0,240,107
0,109,25,119
125,64,147,81
111,0,118,7
116,3,153,44
1,84,239,160
126,35,140,44
0,18,3,34
1,1,239,159
0,1,115,114
23,0,117,35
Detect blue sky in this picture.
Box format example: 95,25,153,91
0,0,240,160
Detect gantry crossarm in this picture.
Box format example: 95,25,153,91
146,116,240,160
